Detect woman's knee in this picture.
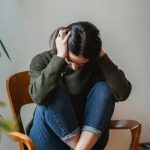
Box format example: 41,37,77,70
94,81,111,94
87,81,113,101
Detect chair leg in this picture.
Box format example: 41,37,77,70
19,142,25,150
130,124,142,150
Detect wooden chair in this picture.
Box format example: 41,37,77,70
6,71,142,150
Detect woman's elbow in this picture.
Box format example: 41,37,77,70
115,81,132,102
28,85,45,105
120,81,132,101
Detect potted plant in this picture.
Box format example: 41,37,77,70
0,41,16,139
0,101,18,140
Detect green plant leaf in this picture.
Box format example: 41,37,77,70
0,119,18,133
0,101,6,107
0,39,11,60
0,101,18,133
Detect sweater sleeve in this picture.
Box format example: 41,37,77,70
96,54,132,102
28,54,67,105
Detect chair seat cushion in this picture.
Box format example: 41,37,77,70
20,103,36,134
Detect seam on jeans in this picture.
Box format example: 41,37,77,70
44,106,80,139
51,110,69,136
85,92,115,133
99,99,114,131
43,105,69,137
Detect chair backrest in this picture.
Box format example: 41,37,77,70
6,71,33,133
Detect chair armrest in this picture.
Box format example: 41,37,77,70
110,120,142,150
110,120,141,130
7,132,36,150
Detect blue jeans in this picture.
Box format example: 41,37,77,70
29,81,115,150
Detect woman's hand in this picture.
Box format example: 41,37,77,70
55,29,71,58
99,48,106,57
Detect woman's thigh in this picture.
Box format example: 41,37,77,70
42,86,80,142
29,86,81,149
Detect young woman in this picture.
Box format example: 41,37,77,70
28,21,131,150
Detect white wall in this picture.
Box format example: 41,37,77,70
0,0,150,149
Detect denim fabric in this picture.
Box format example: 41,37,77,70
83,82,115,135
29,81,115,150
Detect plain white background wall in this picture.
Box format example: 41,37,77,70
0,0,150,149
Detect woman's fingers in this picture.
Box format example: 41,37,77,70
58,29,71,41
60,30,66,39
58,29,66,39
64,31,71,42
55,29,70,58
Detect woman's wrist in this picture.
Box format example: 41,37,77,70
99,49,106,58
57,53,66,58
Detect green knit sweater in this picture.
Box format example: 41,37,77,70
28,50,131,105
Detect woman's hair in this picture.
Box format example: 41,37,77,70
49,21,102,59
